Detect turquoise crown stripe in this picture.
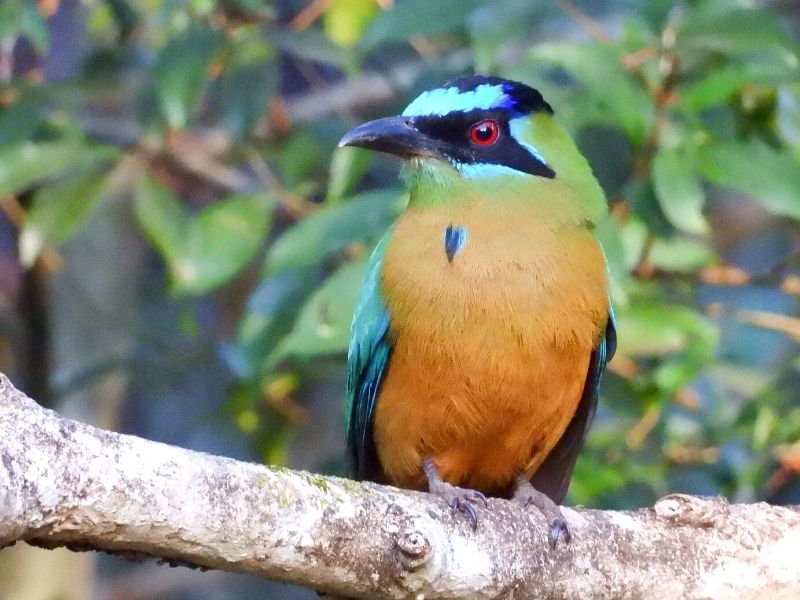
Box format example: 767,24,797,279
402,84,513,117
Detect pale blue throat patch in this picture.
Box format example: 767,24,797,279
453,162,526,179
402,84,513,117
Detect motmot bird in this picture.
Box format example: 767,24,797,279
339,75,616,546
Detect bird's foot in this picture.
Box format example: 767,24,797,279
423,457,487,530
511,476,570,549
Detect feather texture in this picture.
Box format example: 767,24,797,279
346,192,611,500
345,233,392,481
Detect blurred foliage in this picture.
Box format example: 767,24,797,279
1,0,799,516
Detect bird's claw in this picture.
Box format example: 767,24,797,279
548,516,571,549
423,457,488,530
515,478,571,549
439,485,485,530
471,489,489,507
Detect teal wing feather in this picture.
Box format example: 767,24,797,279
531,303,616,503
345,232,393,481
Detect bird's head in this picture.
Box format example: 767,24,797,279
339,75,607,223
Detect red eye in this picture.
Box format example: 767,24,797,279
469,119,499,146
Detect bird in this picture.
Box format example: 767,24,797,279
338,75,616,547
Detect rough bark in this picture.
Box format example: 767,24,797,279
0,373,798,599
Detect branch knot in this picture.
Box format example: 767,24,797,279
395,528,432,571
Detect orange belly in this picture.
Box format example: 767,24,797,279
373,198,608,495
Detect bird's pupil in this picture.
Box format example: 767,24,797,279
476,124,492,140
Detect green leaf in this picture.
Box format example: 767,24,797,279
0,141,115,197
652,148,709,234
277,129,329,188
134,175,187,261
0,1,49,52
625,180,674,238
0,91,48,144
219,61,277,137
19,170,109,267
615,301,718,395
594,215,630,305
265,189,403,274
359,0,482,50
269,257,367,363
680,66,749,112
615,304,717,359
697,140,800,220
19,2,48,51
135,176,274,294
180,194,272,294
677,7,791,57
649,238,716,273
323,0,378,47
217,28,277,137
267,27,356,71
231,265,323,378
325,147,373,203
154,26,224,128
680,56,798,113
0,1,23,43
528,42,653,144
616,216,648,272
468,1,545,73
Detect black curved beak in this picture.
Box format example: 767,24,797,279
338,116,440,159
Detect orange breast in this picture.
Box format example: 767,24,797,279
374,197,608,495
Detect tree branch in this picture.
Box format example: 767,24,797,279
1,372,798,599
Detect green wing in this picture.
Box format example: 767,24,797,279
345,232,393,481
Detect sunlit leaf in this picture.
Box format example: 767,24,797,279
652,148,709,234
154,26,224,128
323,0,378,48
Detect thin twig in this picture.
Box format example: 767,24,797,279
244,148,319,218
554,0,611,43
290,0,335,31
